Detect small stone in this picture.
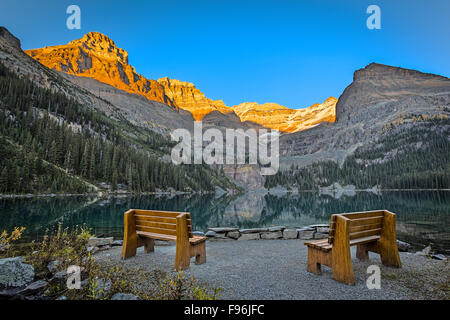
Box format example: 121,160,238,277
210,232,228,239
111,240,123,247
297,228,315,240
261,231,282,240
193,231,205,237
314,232,329,239
421,246,432,255
226,231,240,240
0,257,35,288
268,226,285,232
431,254,447,261
239,228,268,234
87,246,100,254
47,261,59,274
205,231,216,237
238,233,260,240
208,227,238,233
87,237,113,247
111,293,141,300
18,280,48,296
283,229,298,239
98,245,111,251
397,240,412,252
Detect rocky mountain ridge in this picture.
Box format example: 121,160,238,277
25,31,337,133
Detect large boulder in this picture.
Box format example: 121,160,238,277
208,227,238,233
397,240,412,252
226,231,240,240
88,237,113,247
238,233,260,240
239,228,268,234
283,229,298,239
261,231,283,240
297,228,315,240
0,257,35,288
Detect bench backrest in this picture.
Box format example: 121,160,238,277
131,209,193,238
328,210,386,244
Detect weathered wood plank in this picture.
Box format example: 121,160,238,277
135,225,178,236
349,228,382,240
349,216,383,227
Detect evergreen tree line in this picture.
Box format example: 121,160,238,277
0,62,232,194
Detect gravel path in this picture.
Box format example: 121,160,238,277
95,239,449,300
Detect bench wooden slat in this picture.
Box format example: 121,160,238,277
135,215,192,225
135,225,178,236
135,220,177,230
135,219,192,231
134,209,190,218
349,235,380,246
349,228,382,240
349,222,382,233
349,216,383,227
137,231,176,242
189,235,207,245
341,210,385,219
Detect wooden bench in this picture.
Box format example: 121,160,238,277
304,210,402,285
121,209,207,271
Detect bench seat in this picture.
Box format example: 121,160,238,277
305,235,381,252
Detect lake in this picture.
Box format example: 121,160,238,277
0,190,449,253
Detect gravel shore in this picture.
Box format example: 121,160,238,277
95,239,449,300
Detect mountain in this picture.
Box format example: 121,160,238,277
3,27,449,192
270,63,450,190
233,97,337,133
0,27,236,194
26,32,173,107
157,77,232,121
25,31,337,133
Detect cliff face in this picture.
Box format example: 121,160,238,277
233,97,337,133
336,63,450,123
25,32,173,106
157,77,232,121
280,63,450,169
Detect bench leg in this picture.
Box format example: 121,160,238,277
191,242,206,265
331,216,355,285
306,247,322,275
121,210,137,259
121,235,137,259
331,248,355,285
175,214,190,271
356,244,369,261
143,238,155,253
379,211,402,268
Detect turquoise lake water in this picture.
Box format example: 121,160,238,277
0,191,449,253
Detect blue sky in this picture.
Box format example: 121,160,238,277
1,0,449,108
